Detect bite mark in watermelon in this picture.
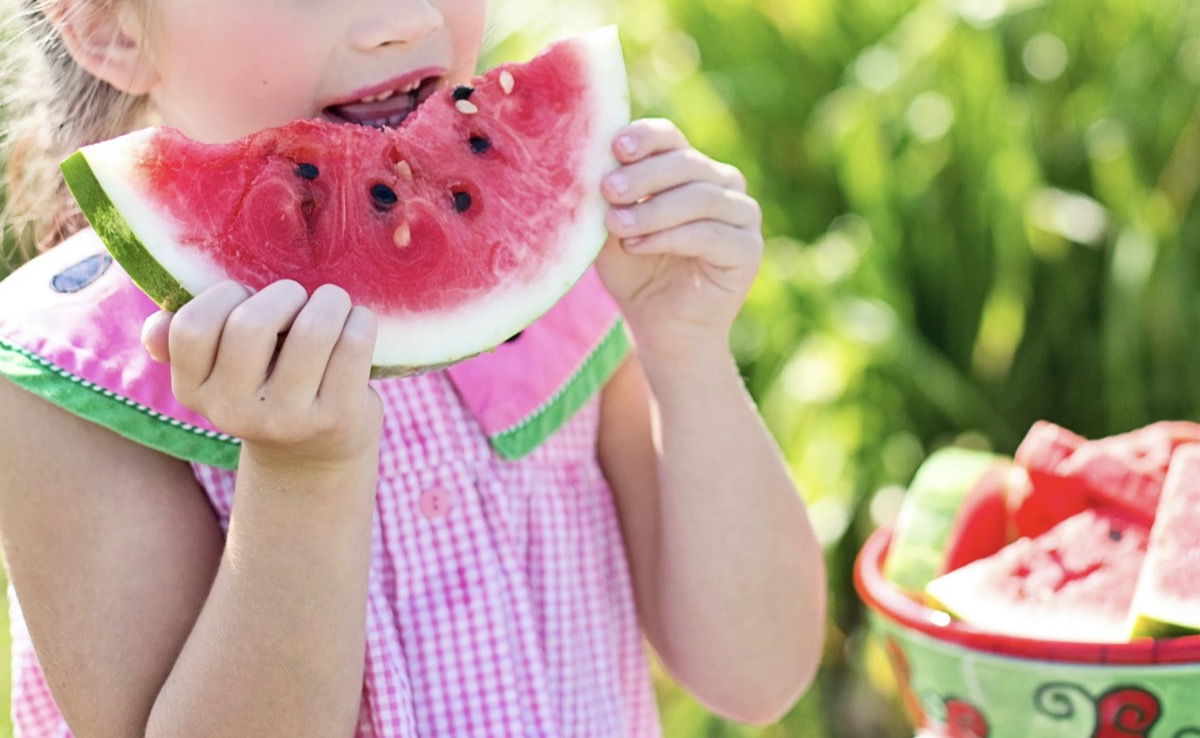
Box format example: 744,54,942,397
925,508,1150,643
60,28,630,375
1129,443,1200,637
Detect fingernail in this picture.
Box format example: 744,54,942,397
141,310,165,337
608,173,630,195
618,134,637,156
624,237,644,248
615,208,636,228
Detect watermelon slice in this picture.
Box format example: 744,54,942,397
1129,443,1200,637
882,447,1010,595
925,508,1150,643
60,28,630,375
1008,421,1092,537
1007,420,1200,535
1014,419,1085,470
1056,421,1200,520
939,461,1012,574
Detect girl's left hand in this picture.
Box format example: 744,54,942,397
596,119,763,366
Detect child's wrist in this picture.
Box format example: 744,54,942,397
238,440,380,501
636,337,740,395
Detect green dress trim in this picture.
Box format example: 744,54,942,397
0,322,628,467
0,338,241,469
489,318,629,460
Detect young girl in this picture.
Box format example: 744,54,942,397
0,1,825,736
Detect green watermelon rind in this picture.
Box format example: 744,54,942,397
60,150,194,312
882,447,1005,594
60,27,631,375
0,338,240,469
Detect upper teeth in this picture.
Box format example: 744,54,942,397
359,79,422,104
361,89,395,104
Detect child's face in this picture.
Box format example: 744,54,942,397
140,0,488,143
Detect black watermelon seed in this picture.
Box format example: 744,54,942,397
452,85,475,101
505,331,523,344
469,136,491,154
1108,528,1123,542
452,190,473,213
296,163,319,180
371,183,399,209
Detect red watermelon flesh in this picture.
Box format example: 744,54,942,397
938,461,1013,574
1056,421,1200,521
1006,466,1092,539
1006,420,1200,534
925,507,1150,643
1014,420,1085,470
61,28,629,373
1008,421,1092,537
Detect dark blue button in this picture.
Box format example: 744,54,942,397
50,253,112,294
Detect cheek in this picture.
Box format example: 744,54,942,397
447,0,488,73
152,29,324,142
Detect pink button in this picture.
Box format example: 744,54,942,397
419,486,454,520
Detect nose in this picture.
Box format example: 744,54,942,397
351,1,444,50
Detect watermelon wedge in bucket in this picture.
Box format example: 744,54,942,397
60,27,630,375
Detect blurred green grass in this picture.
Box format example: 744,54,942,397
490,0,1200,735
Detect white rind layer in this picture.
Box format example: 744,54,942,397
80,27,629,370
82,127,230,300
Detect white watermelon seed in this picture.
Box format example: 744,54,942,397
395,160,413,181
500,71,515,95
455,100,479,115
394,222,412,248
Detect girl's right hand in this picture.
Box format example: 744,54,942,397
141,280,383,471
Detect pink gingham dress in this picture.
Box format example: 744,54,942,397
0,236,661,737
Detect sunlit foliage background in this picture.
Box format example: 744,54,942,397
489,0,1200,735
2,0,1199,735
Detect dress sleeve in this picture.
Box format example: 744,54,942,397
0,240,241,469
444,268,629,460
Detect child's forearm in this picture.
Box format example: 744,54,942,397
641,347,826,723
146,447,378,738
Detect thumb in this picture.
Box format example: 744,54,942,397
140,310,174,363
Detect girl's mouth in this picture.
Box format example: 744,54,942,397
323,76,442,129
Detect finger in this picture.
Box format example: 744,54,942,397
603,148,748,205
168,281,254,394
621,220,764,269
209,280,310,395
613,118,689,164
606,182,762,239
141,310,174,363
266,284,355,401
315,305,378,411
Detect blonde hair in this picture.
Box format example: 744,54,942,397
1,0,151,264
